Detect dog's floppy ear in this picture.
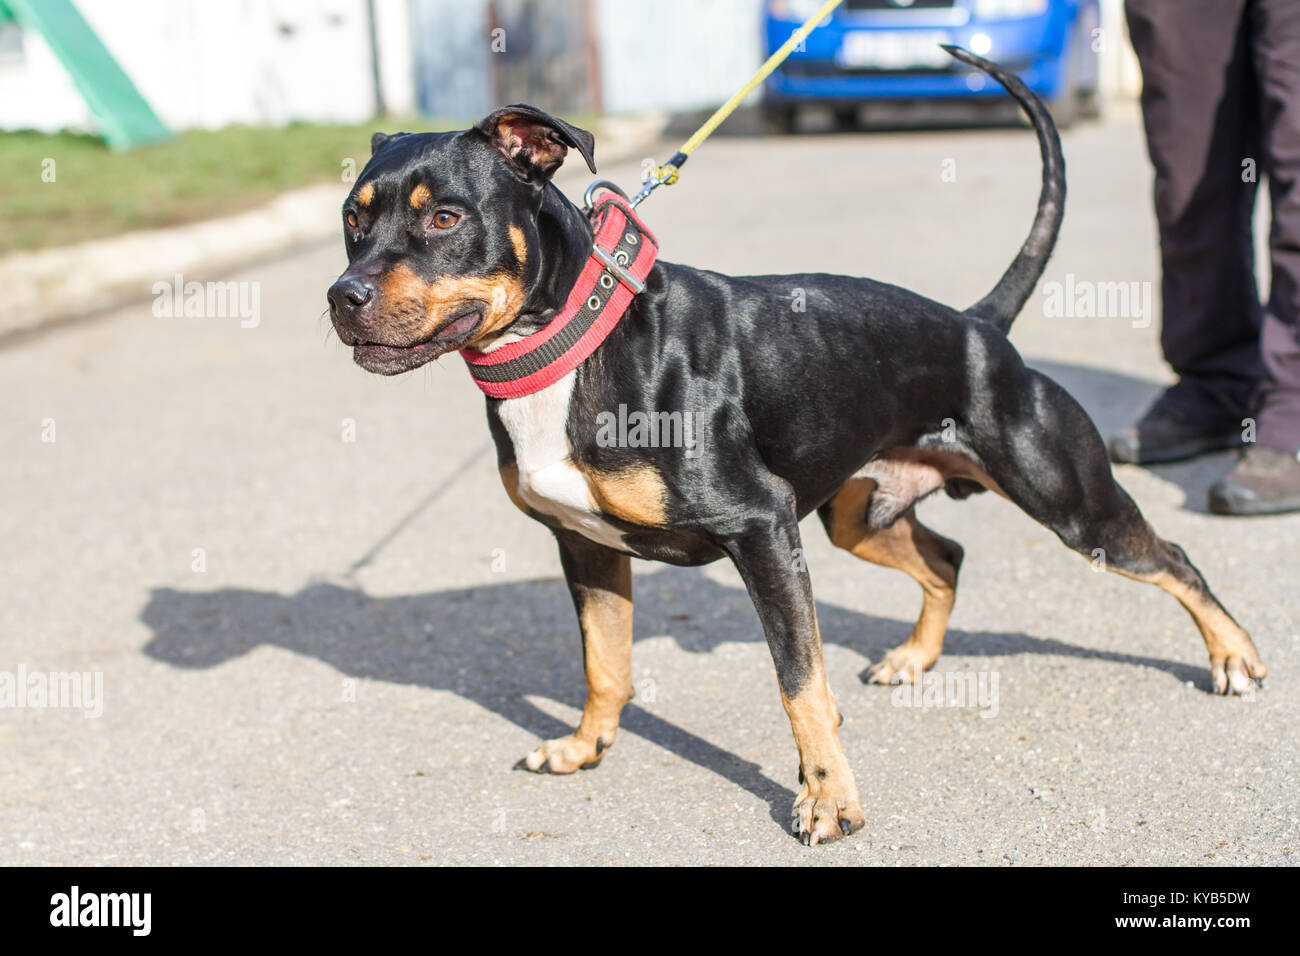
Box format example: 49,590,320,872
370,131,408,155
474,105,597,184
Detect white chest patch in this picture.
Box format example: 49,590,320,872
496,370,630,551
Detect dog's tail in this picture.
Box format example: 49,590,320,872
942,45,1065,335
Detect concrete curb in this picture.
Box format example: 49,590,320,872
1,184,344,338
1,114,665,339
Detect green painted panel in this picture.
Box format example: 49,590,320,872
6,0,171,150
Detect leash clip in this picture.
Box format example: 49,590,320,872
629,157,683,208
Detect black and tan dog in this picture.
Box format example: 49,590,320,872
327,49,1266,845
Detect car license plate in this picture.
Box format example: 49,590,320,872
837,31,952,69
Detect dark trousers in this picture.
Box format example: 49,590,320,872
1126,0,1300,451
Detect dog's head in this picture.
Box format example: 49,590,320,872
327,106,596,375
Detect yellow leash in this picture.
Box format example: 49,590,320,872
629,0,847,207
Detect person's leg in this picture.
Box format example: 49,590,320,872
1252,0,1300,451
1113,0,1264,464
1210,0,1300,514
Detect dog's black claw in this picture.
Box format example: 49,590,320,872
797,766,804,785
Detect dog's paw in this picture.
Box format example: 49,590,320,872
1210,650,1266,696
790,785,865,847
863,644,935,685
520,733,610,774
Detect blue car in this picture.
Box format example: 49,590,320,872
761,0,1101,130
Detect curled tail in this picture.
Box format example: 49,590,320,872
942,45,1065,334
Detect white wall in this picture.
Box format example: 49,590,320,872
1098,0,1141,99
595,0,764,115
0,16,87,132
374,0,417,116
0,0,414,133
0,0,1140,136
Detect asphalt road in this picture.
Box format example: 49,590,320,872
3,105,1298,866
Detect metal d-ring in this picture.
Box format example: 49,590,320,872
583,179,630,213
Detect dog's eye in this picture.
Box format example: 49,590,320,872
432,211,460,230
346,211,359,229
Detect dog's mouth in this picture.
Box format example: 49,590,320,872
349,306,484,375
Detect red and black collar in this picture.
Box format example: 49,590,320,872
460,190,658,399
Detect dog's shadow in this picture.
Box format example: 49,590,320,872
140,565,1205,829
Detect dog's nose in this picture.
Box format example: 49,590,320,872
328,276,374,313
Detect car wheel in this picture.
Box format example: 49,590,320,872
762,103,796,135
1049,86,1078,130
1049,31,1082,130
832,106,858,131
1077,86,1101,120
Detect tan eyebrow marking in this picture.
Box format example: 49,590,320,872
409,183,431,209
356,181,375,207
508,224,527,265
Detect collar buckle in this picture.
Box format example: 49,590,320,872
591,244,646,295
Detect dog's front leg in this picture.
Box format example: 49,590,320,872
523,531,633,773
722,495,866,846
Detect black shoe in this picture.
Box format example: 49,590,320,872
1208,444,1300,515
1108,402,1243,465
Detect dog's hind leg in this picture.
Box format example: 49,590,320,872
974,369,1266,694
523,531,634,773
819,479,964,684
